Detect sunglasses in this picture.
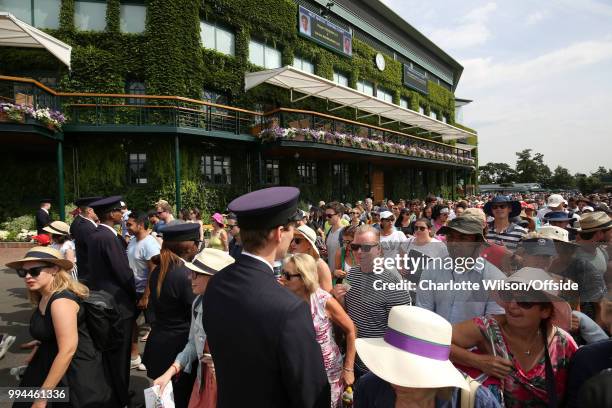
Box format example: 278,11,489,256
350,243,379,253
342,240,352,245
16,265,49,278
350,212,360,215
291,237,305,245
414,226,428,231
225,224,237,229
282,271,302,280
499,291,544,309
325,213,336,219
381,218,394,222
491,204,509,210
392,207,398,210
156,211,165,215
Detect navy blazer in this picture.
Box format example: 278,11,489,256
202,254,330,408
87,225,136,319
36,208,51,234
70,215,97,285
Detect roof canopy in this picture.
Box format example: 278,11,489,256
0,12,71,68
245,66,476,141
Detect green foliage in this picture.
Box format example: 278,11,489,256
549,166,576,190
1,215,35,237
478,162,517,184
515,149,551,185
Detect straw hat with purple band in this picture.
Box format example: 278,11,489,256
356,306,469,389
185,248,235,276
43,221,70,236
6,246,73,271
228,186,302,230
493,267,572,331
579,211,612,233
483,195,521,218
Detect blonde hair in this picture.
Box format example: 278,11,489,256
283,253,319,294
29,266,89,305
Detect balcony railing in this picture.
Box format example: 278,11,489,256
0,76,474,164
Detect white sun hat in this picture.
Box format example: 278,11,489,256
355,306,469,390
546,194,567,208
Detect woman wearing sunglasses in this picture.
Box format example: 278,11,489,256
333,226,357,284
450,267,577,407
289,225,333,292
280,253,356,408
6,246,112,407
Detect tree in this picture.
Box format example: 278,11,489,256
549,166,575,190
478,162,517,184
515,149,551,185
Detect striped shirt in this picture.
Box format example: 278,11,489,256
344,265,411,372
486,221,527,250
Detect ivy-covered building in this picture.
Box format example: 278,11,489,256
0,0,477,220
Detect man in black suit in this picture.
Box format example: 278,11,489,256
35,199,52,234
88,196,136,408
70,196,101,285
203,187,330,408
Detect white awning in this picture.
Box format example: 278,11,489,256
245,66,476,141
0,12,71,68
455,142,477,151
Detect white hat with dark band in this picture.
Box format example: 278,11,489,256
185,248,235,276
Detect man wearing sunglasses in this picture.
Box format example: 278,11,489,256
334,224,411,381
226,213,243,259
154,200,175,233
484,195,528,251
203,187,330,407
324,202,347,273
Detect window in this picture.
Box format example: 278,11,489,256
126,81,145,105
249,40,281,68
442,115,448,124
200,21,235,56
376,87,393,103
1,0,60,28
201,154,231,184
429,111,437,120
333,71,348,87
292,56,314,73
298,162,317,184
120,2,146,33
400,98,409,109
264,160,279,185
201,89,228,105
419,105,425,115
332,163,349,187
75,1,107,31
128,153,147,185
357,80,374,96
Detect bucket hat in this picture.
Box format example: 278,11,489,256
437,215,487,242
185,248,235,276
355,306,469,390
43,221,70,236
579,211,612,233
6,246,73,271
483,196,521,218
543,212,573,223
546,194,566,208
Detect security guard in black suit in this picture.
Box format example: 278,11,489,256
70,196,101,285
35,198,52,234
203,187,330,408
88,195,136,408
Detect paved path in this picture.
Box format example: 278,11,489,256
0,248,149,407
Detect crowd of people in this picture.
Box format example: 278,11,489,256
3,189,612,407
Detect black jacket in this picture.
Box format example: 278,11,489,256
35,208,51,234
70,215,97,285
87,224,136,319
202,254,330,408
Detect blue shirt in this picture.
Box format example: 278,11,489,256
127,234,161,293
416,258,506,324
175,296,206,381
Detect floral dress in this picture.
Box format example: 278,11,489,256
310,288,344,408
473,315,578,407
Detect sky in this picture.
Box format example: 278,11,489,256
381,0,612,174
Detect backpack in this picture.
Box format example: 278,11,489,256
83,290,124,351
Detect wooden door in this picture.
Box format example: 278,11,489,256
372,169,384,202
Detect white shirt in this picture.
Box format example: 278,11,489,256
99,223,118,235
78,214,97,227
241,251,274,273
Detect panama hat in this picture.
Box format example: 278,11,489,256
6,246,73,271
185,248,235,276
579,211,612,233
356,306,469,390
43,221,70,236
296,225,319,257
483,196,521,218
494,267,571,331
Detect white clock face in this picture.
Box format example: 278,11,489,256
376,53,385,71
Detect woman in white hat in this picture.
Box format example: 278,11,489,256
43,220,77,280
451,267,578,407
6,247,112,407
281,253,356,407
289,224,333,292
153,248,235,408
353,305,476,408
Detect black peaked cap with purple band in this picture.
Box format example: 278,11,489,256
228,186,301,230
75,196,103,207
89,196,123,214
162,223,201,242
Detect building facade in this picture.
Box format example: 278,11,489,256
0,0,477,220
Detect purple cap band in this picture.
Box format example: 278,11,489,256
384,327,450,361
